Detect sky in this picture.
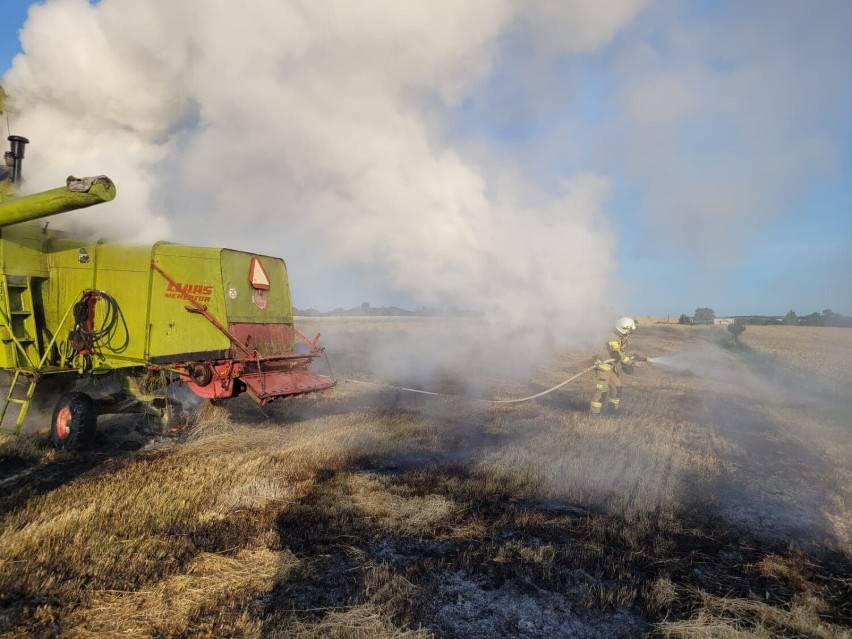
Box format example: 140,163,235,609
0,0,850,321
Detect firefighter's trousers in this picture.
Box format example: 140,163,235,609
590,363,621,414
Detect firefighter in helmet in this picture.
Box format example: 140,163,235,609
590,316,646,414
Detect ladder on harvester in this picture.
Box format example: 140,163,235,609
0,370,38,435
0,276,42,435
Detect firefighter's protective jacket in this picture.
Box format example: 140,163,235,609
605,336,635,375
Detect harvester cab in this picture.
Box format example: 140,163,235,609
0,133,333,448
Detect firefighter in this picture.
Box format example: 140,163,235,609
590,316,646,414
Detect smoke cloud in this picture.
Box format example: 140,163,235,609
601,0,852,258
1,0,651,352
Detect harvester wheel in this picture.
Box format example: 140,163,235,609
51,392,97,450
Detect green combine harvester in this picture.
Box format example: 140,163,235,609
0,132,333,448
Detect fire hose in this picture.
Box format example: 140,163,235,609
324,359,615,405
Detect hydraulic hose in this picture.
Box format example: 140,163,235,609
72,290,129,354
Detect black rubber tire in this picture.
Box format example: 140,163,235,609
51,392,97,450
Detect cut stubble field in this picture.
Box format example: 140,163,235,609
0,319,850,638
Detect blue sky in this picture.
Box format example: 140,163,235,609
0,1,30,75
2,1,850,317
442,1,852,317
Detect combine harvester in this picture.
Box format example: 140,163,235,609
0,134,333,448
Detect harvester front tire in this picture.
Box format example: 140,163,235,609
51,392,97,450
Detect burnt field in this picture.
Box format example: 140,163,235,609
0,320,850,638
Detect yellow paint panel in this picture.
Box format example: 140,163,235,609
147,244,231,360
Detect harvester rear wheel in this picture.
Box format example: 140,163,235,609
51,392,97,450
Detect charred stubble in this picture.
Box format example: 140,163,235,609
0,321,850,638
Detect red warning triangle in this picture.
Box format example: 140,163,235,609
249,257,271,290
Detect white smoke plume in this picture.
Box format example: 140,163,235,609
2,0,648,354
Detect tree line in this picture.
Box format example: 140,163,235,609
678,308,852,327
779,309,852,327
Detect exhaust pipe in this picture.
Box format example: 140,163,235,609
6,135,29,184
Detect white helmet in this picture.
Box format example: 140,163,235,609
614,317,636,336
